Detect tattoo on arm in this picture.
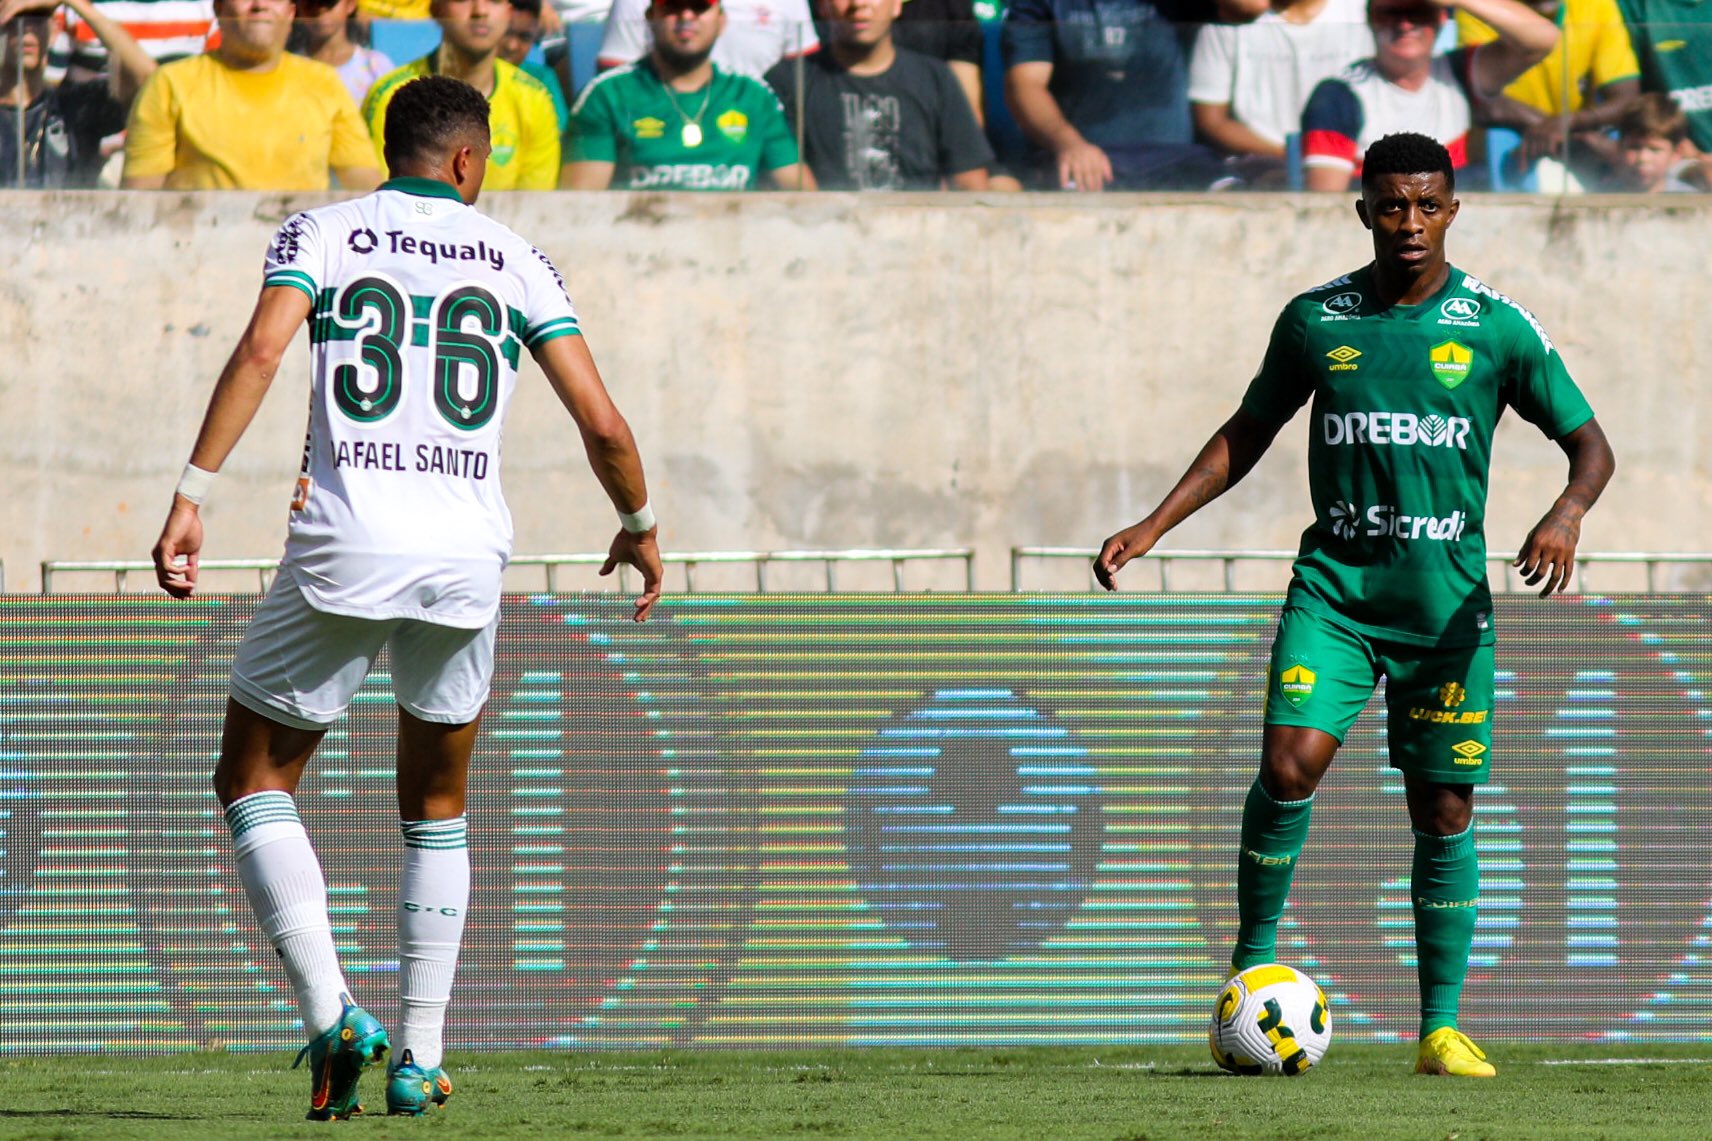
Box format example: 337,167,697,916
1542,420,1615,527
1179,464,1228,512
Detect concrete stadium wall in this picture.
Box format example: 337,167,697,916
1,191,1704,592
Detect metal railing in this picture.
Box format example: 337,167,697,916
38,548,976,595
1010,547,1297,592
1009,547,1712,593
513,549,975,592
31,548,1712,595
37,558,280,595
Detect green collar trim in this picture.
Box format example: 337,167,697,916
379,176,464,202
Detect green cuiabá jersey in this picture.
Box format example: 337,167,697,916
1241,263,1595,648
568,60,799,190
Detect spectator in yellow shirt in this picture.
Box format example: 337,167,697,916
122,0,382,189
364,0,562,188
359,0,431,16
1456,0,1640,177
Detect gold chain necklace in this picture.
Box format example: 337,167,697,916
661,77,714,148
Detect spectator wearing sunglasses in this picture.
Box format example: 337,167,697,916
598,0,818,78
565,0,813,188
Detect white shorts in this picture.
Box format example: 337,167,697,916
229,567,498,730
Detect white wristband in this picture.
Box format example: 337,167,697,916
176,462,217,505
618,502,656,534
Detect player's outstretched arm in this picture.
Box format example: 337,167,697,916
532,334,663,621
1446,0,1560,98
1513,417,1615,597
1094,408,1285,591
152,285,310,598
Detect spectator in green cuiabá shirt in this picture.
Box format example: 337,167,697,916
562,0,814,189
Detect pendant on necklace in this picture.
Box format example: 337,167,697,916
681,122,703,148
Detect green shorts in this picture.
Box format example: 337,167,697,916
1263,606,1494,785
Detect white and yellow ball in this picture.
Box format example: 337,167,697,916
1209,963,1331,1076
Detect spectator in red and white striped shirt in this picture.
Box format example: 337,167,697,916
52,0,213,77
1299,0,1556,191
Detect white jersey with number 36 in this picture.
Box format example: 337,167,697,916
262,178,581,627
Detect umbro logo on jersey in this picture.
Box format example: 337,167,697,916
347,228,506,272
1450,740,1487,765
1438,297,1481,326
1326,345,1361,372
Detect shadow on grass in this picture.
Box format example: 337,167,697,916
0,1110,179,1120
917,1066,1226,1079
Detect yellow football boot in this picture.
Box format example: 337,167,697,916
1415,1027,1496,1078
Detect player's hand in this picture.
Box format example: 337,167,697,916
0,0,62,20
1056,140,1114,193
152,500,204,599
1093,524,1158,591
1518,117,1570,168
601,528,663,621
1513,511,1581,596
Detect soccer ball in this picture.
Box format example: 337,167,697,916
1209,963,1332,1076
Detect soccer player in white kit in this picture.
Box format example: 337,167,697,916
150,75,663,1120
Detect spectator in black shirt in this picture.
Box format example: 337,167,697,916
768,0,993,189
0,0,156,187
892,0,983,125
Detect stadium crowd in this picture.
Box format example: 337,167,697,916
2,0,1708,191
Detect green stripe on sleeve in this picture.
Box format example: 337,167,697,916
264,270,318,300
524,317,582,347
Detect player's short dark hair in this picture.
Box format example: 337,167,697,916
382,75,492,172
1360,132,1455,194
510,0,542,15
1618,92,1688,145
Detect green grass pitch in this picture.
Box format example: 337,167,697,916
2,1045,1709,1140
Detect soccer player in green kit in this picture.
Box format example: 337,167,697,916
1094,133,1615,1077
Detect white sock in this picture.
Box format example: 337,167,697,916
396,816,470,1071
224,791,350,1038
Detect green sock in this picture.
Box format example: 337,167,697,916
1412,826,1479,1038
1231,779,1314,970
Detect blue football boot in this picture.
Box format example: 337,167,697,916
386,1048,454,1116
294,995,390,1121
